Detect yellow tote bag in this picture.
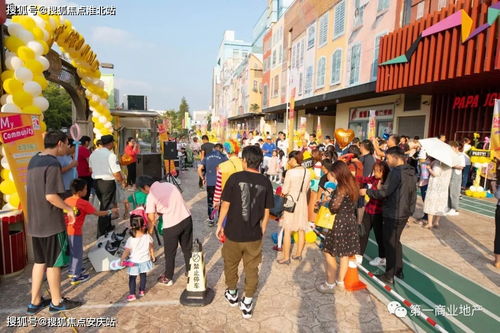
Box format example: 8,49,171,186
314,204,335,229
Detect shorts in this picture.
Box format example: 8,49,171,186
32,232,70,268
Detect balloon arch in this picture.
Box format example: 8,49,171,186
0,14,111,210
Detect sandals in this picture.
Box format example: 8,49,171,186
291,255,302,261
276,258,290,265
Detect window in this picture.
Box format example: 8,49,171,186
377,0,390,12
298,72,304,95
349,44,361,85
331,49,342,84
307,23,316,49
273,75,279,97
253,80,258,92
300,40,305,66
305,65,313,94
272,50,276,66
437,0,447,10
263,85,268,107
371,34,385,80
333,0,345,39
318,13,328,47
242,51,249,58
316,57,326,88
233,49,240,58
354,0,365,28
416,2,424,19
278,46,282,64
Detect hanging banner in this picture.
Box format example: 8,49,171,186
491,99,500,160
367,110,376,139
0,113,45,215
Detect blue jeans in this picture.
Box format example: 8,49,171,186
68,235,83,276
462,165,471,189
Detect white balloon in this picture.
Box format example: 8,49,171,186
1,147,5,156
7,23,23,36
97,80,104,89
33,96,49,111
1,157,9,169
6,95,14,104
105,122,113,129
14,66,33,82
23,81,42,96
478,186,484,192
1,103,21,113
42,29,49,42
10,56,24,70
99,116,107,124
48,17,57,30
4,194,10,202
32,16,47,30
27,41,44,57
0,94,9,105
37,56,50,71
16,29,35,43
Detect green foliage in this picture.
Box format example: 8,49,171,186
250,103,260,112
160,97,190,138
43,82,73,130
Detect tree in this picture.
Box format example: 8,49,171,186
43,82,73,130
160,97,191,138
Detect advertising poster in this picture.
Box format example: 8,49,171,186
368,110,376,139
491,99,500,160
0,113,44,215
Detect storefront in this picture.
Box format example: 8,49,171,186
348,104,394,139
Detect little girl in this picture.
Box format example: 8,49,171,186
267,150,280,182
121,208,155,301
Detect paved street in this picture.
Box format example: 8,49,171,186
0,168,410,333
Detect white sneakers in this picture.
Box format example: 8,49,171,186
446,209,459,216
369,257,386,266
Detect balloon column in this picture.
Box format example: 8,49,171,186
0,14,113,210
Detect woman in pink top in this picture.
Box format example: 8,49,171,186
125,137,140,186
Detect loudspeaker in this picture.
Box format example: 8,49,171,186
163,141,178,160
88,230,127,272
136,153,162,179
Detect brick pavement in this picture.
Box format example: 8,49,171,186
0,168,412,332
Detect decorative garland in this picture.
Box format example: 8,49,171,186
0,14,112,210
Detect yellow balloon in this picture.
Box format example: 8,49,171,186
1,70,14,82
8,192,20,208
25,60,44,74
39,40,49,55
0,180,16,195
5,36,24,53
32,27,45,41
33,75,48,89
13,91,33,108
40,121,47,132
1,169,11,180
22,105,42,114
18,46,36,61
13,16,35,30
3,78,24,94
292,232,298,243
91,116,98,123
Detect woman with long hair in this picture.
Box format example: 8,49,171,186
317,161,360,293
422,157,452,229
125,137,140,187
277,151,310,264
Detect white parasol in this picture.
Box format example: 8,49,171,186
418,138,460,167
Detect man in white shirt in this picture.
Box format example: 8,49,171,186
89,135,126,238
277,132,288,153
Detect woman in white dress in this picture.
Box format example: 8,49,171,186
423,158,452,229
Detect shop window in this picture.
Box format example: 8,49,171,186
316,57,326,88
331,49,342,85
334,0,346,39
318,12,328,47
404,94,422,111
307,23,316,49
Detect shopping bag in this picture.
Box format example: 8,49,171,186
314,204,335,229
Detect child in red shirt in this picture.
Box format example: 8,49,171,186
65,178,118,285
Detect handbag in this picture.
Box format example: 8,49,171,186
121,153,134,166
283,168,306,213
314,203,336,229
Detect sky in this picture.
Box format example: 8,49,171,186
11,0,266,112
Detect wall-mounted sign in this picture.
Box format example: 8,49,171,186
452,92,499,110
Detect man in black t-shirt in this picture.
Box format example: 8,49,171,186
216,145,273,319
26,131,81,314
199,135,214,189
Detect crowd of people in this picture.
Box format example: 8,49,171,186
23,128,499,319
